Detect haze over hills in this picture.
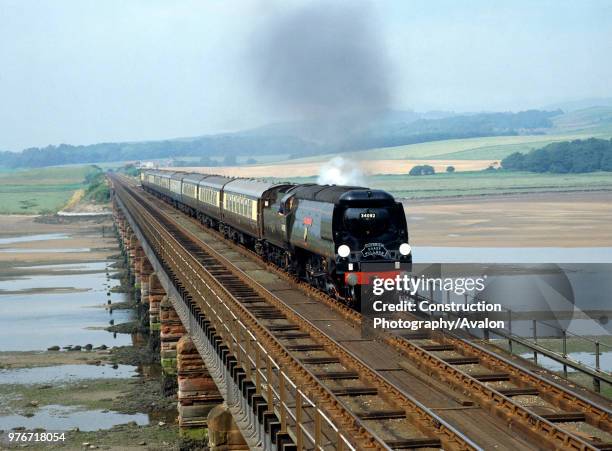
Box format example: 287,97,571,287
1,103,612,169
542,97,612,112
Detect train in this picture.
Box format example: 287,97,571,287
140,169,411,308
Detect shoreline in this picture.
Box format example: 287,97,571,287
0,213,179,449
403,190,612,247
402,188,612,203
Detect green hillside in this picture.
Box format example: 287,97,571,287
551,106,612,133
277,171,612,199
276,107,612,164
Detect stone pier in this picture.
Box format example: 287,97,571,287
133,246,145,302
112,199,255,448
160,296,186,395
126,230,137,288
177,335,224,443
140,257,153,307
207,404,249,451
148,273,164,333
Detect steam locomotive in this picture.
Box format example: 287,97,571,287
140,169,411,307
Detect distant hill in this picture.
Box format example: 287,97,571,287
542,97,612,112
0,108,600,169
551,106,612,132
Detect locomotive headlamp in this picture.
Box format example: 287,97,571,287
399,243,412,256
338,244,351,258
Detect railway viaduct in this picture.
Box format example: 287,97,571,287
109,174,612,451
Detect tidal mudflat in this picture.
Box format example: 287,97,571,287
0,214,178,449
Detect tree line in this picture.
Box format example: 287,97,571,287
501,138,612,173
0,110,562,168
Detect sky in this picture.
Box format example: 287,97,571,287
0,0,611,150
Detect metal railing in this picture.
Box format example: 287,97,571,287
115,182,366,450
414,286,612,394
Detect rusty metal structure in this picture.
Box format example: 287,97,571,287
110,174,612,450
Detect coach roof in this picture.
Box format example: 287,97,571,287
182,173,209,185
198,175,235,190
224,179,293,198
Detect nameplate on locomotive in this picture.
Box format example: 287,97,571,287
361,243,388,257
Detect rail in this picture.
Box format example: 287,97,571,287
113,174,612,450
111,174,480,450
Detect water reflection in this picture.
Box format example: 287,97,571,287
0,234,69,245
0,404,148,431
0,270,117,292
416,247,612,264
520,351,612,372
14,262,108,272
0,364,138,385
0,258,132,351
0,290,133,351
0,248,91,253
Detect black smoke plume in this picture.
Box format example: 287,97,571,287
250,1,394,145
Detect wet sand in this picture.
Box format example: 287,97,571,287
0,215,117,268
0,214,178,449
0,350,114,369
405,191,612,247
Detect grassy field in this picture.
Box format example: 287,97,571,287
275,171,612,199
0,166,99,214
267,108,612,165
280,130,612,165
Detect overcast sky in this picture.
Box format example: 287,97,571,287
1,0,611,150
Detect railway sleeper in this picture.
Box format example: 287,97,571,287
401,331,431,340
383,437,442,449
497,388,539,397
420,344,455,352
273,332,311,339
541,412,587,422
285,344,325,352
356,409,406,420
472,372,511,382
300,356,340,365
253,312,286,320
266,325,300,332
313,371,359,380
124,180,612,451
443,356,480,365
333,387,378,396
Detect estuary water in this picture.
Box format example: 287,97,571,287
0,231,150,432
0,262,133,351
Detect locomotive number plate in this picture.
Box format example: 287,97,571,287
360,212,376,219
361,243,388,257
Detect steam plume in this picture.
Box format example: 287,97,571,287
317,156,365,186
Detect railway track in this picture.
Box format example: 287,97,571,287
113,175,612,450
386,300,612,450
112,175,479,450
